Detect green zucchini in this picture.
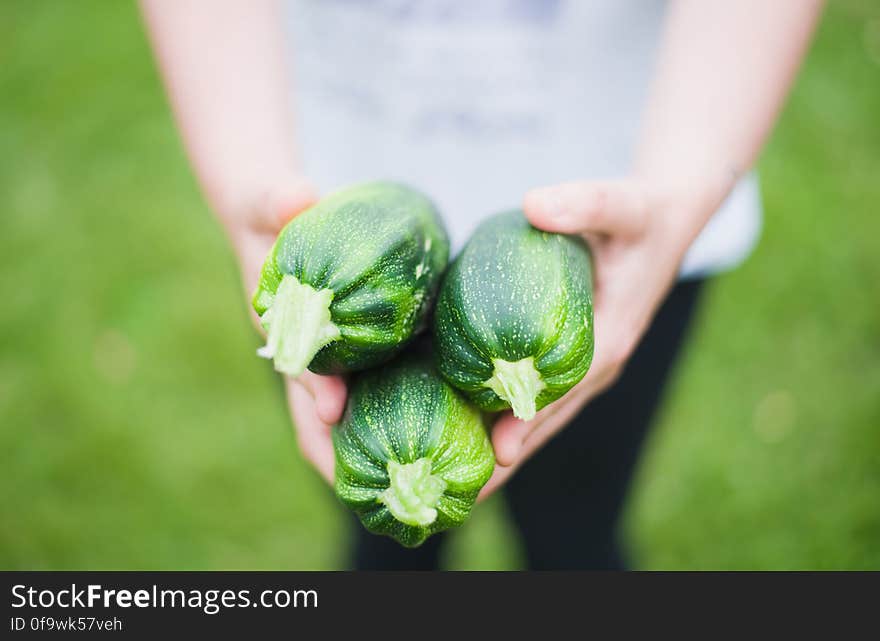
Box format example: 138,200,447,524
433,210,594,421
252,182,449,376
333,355,495,548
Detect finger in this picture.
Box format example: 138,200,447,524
477,464,515,502
518,390,593,462
252,178,319,233
490,412,533,467
287,380,335,484
523,179,647,237
480,389,586,500
238,231,277,305
481,382,595,499
298,371,347,424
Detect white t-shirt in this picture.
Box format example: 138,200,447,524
284,0,761,278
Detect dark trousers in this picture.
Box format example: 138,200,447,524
351,278,705,570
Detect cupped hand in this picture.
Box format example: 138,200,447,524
479,178,707,499
224,177,345,484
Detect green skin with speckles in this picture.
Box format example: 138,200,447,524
252,182,449,374
433,210,594,415
333,357,495,548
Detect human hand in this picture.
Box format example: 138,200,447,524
223,178,345,484
479,178,715,498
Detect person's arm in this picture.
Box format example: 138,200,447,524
482,0,824,497
141,0,343,483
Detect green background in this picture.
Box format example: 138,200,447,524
1,1,878,569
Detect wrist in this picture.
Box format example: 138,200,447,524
640,168,736,257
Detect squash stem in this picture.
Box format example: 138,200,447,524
485,357,546,421
257,274,341,377
379,458,446,527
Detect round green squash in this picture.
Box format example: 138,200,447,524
252,182,449,376
433,210,594,421
333,356,495,548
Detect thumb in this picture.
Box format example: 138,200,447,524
523,179,647,238
286,380,335,484
298,371,347,425
252,177,319,233
491,412,532,467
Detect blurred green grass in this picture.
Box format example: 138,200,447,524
1,1,878,570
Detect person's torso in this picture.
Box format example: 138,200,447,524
285,0,761,277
